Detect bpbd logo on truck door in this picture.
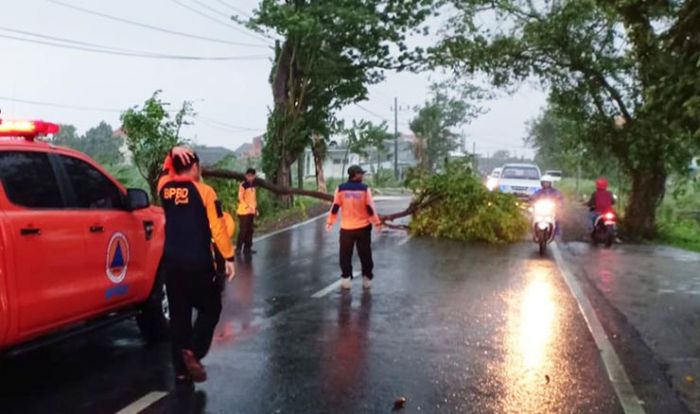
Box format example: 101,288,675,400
105,232,130,299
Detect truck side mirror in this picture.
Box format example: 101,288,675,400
126,188,150,211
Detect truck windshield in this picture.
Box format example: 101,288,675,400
501,167,540,180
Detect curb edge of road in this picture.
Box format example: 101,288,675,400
551,242,646,414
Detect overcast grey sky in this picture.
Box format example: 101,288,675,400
0,0,545,157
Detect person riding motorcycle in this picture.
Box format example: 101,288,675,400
530,175,563,235
531,175,563,204
586,177,615,228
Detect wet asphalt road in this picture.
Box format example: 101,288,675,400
0,198,690,413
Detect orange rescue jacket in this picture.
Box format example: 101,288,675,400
327,180,381,230
236,181,257,216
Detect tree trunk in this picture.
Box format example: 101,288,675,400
623,166,666,240
311,136,327,193
297,154,304,189
277,158,293,208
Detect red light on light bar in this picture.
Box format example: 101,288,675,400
604,213,615,220
0,119,60,139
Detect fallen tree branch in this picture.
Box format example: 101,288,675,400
203,168,334,202
202,167,438,225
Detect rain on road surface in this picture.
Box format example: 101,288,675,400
0,198,689,413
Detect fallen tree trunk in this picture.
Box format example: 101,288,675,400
204,168,334,202
202,167,434,224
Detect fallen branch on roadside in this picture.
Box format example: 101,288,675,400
203,168,334,202
202,167,431,226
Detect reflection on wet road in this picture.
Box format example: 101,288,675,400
1,199,630,413
502,267,557,412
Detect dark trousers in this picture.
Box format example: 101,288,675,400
236,214,255,252
339,225,374,279
166,267,222,376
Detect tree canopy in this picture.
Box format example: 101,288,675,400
120,91,193,199
249,0,439,204
52,121,123,164
432,0,700,238
410,82,481,172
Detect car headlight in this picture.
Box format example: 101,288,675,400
486,177,499,191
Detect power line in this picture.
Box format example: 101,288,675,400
0,26,193,56
198,116,262,132
211,0,253,19
354,104,390,122
0,96,265,131
0,96,123,113
0,32,270,61
46,0,268,49
171,0,272,44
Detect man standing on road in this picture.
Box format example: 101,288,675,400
158,148,235,389
326,165,381,290
236,168,258,255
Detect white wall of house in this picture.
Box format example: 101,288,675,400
304,148,361,178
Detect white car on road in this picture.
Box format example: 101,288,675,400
497,163,542,198
544,170,563,182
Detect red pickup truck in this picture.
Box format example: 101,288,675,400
0,119,168,355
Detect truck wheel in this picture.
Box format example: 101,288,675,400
137,265,170,342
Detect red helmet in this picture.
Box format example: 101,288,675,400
596,177,609,190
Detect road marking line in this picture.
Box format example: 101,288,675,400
397,235,413,246
551,243,645,414
252,212,329,243
115,391,167,414
311,272,362,298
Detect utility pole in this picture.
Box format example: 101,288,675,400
393,97,399,180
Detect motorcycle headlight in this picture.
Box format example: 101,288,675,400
533,200,555,215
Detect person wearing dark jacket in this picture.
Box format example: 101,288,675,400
158,147,235,389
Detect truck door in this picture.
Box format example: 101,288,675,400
56,154,149,313
0,210,9,347
0,151,89,339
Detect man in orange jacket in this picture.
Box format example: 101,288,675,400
158,147,235,389
236,168,258,255
326,165,381,290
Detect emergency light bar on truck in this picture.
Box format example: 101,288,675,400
0,119,60,139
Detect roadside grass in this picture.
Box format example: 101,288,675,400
658,179,700,252
255,196,326,235
657,219,700,252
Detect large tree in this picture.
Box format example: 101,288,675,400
249,0,438,206
410,83,480,172
433,0,700,239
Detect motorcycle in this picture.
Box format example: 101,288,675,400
531,199,557,255
592,210,617,248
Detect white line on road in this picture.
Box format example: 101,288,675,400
311,272,362,298
115,391,167,414
252,212,329,243
551,242,645,414
397,235,413,246
117,212,350,411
